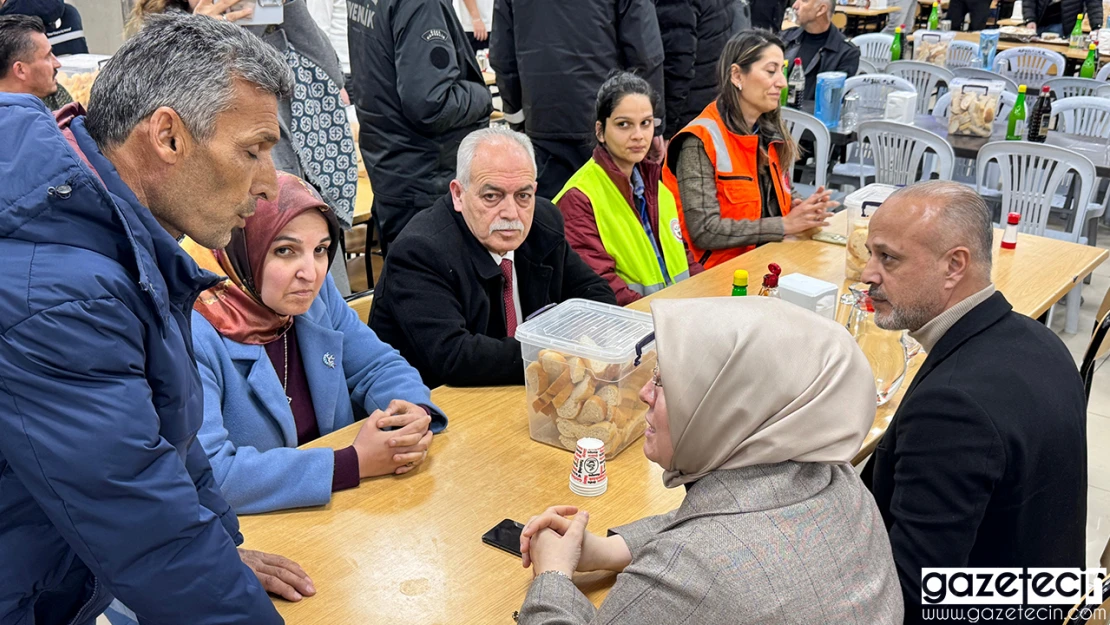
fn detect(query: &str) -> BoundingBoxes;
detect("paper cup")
[570,438,607,496]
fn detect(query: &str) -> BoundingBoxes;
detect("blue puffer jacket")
[0,95,281,623]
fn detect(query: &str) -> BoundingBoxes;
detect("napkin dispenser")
[778,273,839,319]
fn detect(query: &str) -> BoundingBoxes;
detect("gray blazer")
[519,462,904,625]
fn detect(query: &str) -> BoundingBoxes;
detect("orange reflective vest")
[662,101,792,269]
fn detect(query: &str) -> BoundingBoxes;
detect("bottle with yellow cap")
[927,1,939,30]
[732,270,748,296]
[1081,43,1098,78]
[1070,14,1086,49]
[1006,85,1027,141]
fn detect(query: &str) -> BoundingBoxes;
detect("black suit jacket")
[863,292,1087,624]
[369,194,616,388]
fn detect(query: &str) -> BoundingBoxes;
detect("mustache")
[489,219,524,235]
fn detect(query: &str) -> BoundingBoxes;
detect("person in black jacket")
[348,0,492,250]
[370,127,616,388]
[1024,0,1102,36]
[781,0,860,102]
[490,0,664,199]
[654,0,731,137]
[860,182,1087,625]
[750,0,786,30]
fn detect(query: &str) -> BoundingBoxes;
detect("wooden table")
[952,30,1105,63]
[630,210,1105,457]
[240,211,1105,623]
[837,4,903,33]
[239,385,685,623]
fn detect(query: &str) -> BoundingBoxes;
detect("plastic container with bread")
[517,299,656,458]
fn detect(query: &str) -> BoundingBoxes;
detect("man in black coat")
[654,0,731,137]
[369,127,616,388]
[1023,0,1102,38]
[781,0,860,102]
[490,0,664,199]
[348,0,492,249]
[860,182,1087,625]
[750,0,787,30]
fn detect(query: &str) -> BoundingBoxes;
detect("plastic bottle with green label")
[1080,43,1098,78]
[1006,85,1027,141]
[1070,14,1086,49]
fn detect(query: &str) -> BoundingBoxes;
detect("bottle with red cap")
[759,263,782,298]
[1001,213,1021,249]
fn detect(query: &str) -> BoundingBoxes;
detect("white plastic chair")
[1052,96,1110,138]
[1050,97,1110,250]
[781,108,831,196]
[857,58,878,75]
[887,60,954,115]
[977,141,1096,333]
[992,46,1066,90]
[1097,84,1110,98]
[1043,77,1105,99]
[851,33,894,71]
[952,67,1019,93]
[945,40,982,69]
[932,91,953,122]
[842,74,917,110]
[856,120,955,187]
[1096,63,1110,82]
[830,75,918,183]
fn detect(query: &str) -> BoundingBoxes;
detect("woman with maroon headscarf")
[185,172,446,515]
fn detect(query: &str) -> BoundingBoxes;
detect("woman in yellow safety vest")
[555,71,703,306]
[663,30,838,270]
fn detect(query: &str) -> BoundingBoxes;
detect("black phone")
[482,518,524,558]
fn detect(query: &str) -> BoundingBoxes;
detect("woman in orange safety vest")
[664,30,838,269]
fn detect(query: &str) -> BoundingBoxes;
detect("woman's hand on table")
[783,186,836,236]
[526,510,590,578]
[352,402,432,478]
[192,0,254,22]
[521,506,632,574]
[238,548,315,602]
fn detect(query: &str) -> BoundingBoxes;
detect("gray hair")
[891,180,994,273]
[86,13,293,149]
[456,126,536,188]
[816,0,836,16]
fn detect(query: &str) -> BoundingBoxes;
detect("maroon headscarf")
[186,173,342,344]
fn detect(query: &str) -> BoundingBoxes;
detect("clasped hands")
[353,399,434,478]
[519,506,632,579]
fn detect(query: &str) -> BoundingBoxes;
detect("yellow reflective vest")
[556,159,690,296]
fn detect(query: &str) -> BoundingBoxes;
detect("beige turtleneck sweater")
[908,284,997,354]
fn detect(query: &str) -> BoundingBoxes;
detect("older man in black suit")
[370,127,616,388]
[860,181,1087,624]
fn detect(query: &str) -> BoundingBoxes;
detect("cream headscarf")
[650,297,876,488]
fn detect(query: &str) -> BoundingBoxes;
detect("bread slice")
[576,396,608,425]
[568,357,588,383]
[539,350,568,379]
[558,435,580,451]
[532,369,571,414]
[525,361,550,395]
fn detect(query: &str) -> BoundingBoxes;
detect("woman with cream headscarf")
[515,297,903,625]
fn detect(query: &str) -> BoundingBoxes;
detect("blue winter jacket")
[192,275,447,514]
[0,95,281,623]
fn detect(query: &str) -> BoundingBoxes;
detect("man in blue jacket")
[0,14,313,625]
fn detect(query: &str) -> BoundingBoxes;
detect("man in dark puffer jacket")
[1023,0,1102,37]
[654,0,731,138]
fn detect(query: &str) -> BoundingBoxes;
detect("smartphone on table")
[482,518,524,558]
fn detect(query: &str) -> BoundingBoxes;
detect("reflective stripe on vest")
[663,100,793,270]
[555,159,690,295]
